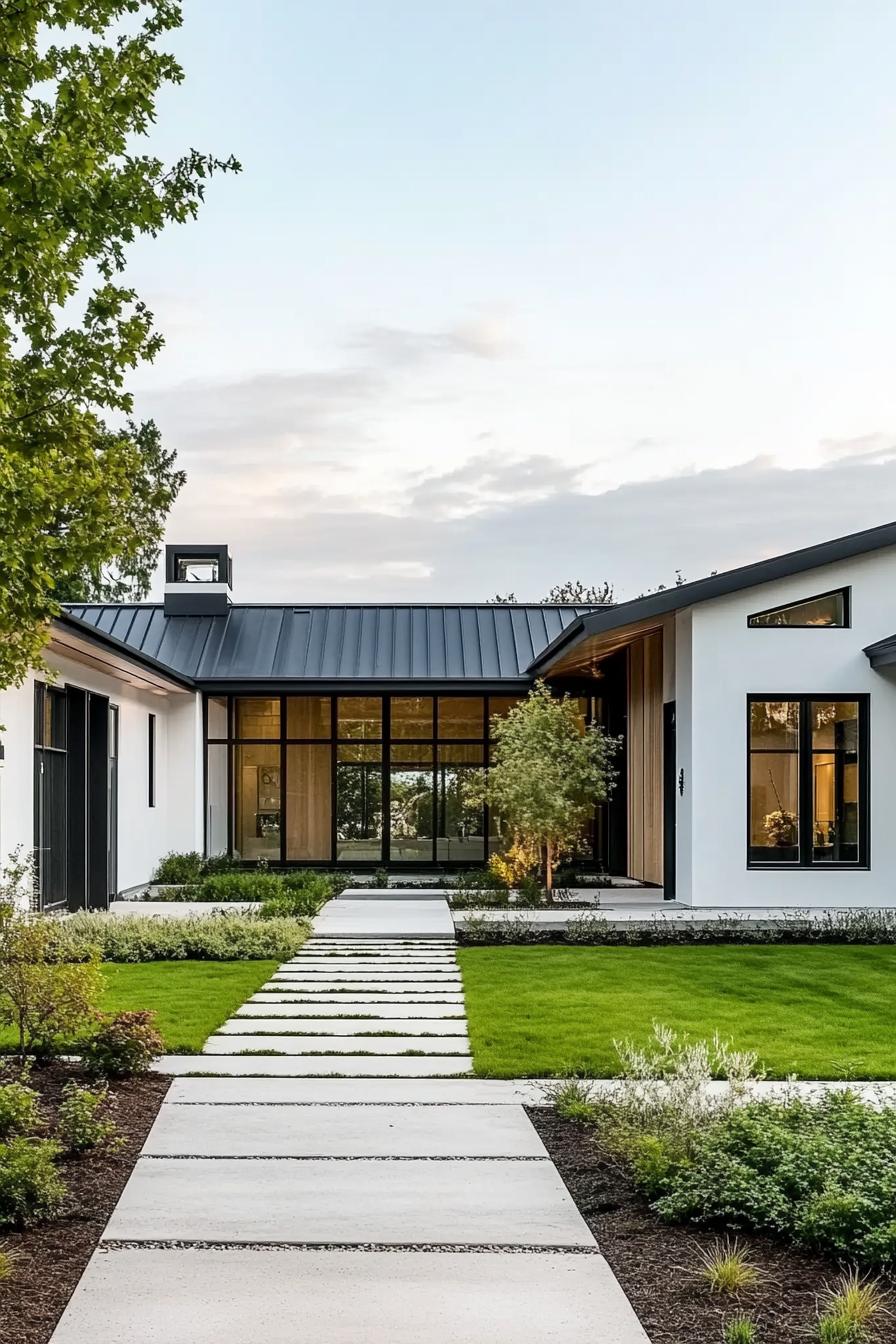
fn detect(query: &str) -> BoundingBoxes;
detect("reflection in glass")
[335,763,382,861]
[286,696,331,739]
[338,742,381,762]
[206,744,228,856]
[234,744,281,860]
[436,766,485,861]
[438,697,484,739]
[812,700,860,862]
[811,701,858,751]
[391,743,434,764]
[749,700,800,751]
[389,769,434,862]
[235,698,280,739]
[749,591,846,627]
[390,697,433,739]
[207,696,228,740]
[286,745,332,860]
[438,743,484,764]
[488,696,522,734]
[749,751,799,862]
[337,696,382,740]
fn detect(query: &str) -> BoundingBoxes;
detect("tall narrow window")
[147,713,156,808]
[748,696,866,867]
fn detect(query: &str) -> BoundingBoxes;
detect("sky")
[123,0,896,602]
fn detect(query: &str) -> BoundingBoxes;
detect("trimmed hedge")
[57,913,309,963]
[456,909,896,946]
[153,868,342,913]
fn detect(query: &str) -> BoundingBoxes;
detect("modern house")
[2,522,896,912]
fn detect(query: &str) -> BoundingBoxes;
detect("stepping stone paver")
[202,1033,472,1055]
[218,1017,469,1035]
[237,1000,464,1018]
[49,1248,650,1344]
[153,1055,474,1076]
[103,1157,593,1246]
[163,1076,554,1103]
[143,1103,546,1157]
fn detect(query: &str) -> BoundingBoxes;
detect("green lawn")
[457,945,896,1079]
[0,960,280,1055]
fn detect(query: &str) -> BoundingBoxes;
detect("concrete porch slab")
[202,1034,472,1056]
[142,1103,544,1158]
[103,1158,594,1247]
[48,1249,649,1344]
[216,1018,469,1036]
[312,899,455,941]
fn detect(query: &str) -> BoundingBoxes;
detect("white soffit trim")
[47,627,189,697]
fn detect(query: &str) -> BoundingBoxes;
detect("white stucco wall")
[0,655,202,900]
[677,547,896,907]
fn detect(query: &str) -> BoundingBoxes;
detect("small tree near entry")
[482,681,620,893]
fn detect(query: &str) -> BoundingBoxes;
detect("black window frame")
[747,586,851,629]
[147,712,156,808]
[746,693,869,870]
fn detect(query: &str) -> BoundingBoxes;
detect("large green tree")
[0,1,239,687]
[482,680,620,891]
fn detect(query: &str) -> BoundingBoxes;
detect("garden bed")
[0,1063,169,1344]
[528,1106,875,1344]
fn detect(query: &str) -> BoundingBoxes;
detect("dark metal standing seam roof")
[62,604,601,684]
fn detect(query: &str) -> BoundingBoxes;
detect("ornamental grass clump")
[723,1318,758,1344]
[814,1271,891,1343]
[696,1239,761,1295]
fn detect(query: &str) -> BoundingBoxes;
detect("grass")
[0,960,280,1055]
[456,945,896,1078]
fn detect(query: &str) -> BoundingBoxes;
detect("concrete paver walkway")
[50,899,649,1344]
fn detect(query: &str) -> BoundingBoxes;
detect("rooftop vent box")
[164,544,232,616]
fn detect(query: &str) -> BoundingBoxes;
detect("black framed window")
[748,588,849,628]
[147,713,156,808]
[748,695,868,867]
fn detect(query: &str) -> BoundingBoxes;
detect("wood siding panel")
[627,631,664,884]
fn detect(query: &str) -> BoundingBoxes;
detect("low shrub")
[184,871,284,903]
[0,907,104,1059]
[83,1010,164,1077]
[57,1083,120,1153]
[151,851,205,884]
[650,1091,896,1268]
[0,1137,65,1228]
[261,871,340,919]
[58,912,308,963]
[0,1082,40,1139]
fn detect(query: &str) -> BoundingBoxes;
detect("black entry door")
[663,701,676,899]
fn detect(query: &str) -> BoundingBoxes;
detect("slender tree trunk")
[545,840,554,900]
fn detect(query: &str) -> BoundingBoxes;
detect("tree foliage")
[481,681,620,890]
[0,1,239,688]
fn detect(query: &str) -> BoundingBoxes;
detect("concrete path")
[50,908,650,1343]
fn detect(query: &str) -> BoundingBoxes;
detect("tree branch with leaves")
[0,0,240,688]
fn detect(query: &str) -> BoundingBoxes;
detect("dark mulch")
[0,1062,169,1344]
[527,1106,883,1344]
